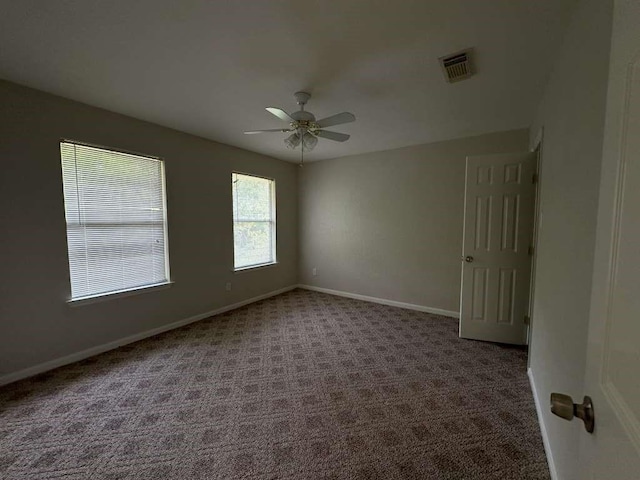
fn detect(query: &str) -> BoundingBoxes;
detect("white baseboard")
[0,285,297,387]
[298,284,459,318]
[528,368,558,480]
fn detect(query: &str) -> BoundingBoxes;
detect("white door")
[577,1,640,477]
[460,152,536,344]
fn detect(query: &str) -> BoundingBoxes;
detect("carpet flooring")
[0,289,550,479]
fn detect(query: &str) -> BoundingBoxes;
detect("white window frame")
[232,172,277,271]
[60,140,171,305]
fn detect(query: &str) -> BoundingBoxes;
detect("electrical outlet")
[312,267,317,276]
[225,282,232,291]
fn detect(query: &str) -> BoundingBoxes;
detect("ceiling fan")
[244,91,355,162]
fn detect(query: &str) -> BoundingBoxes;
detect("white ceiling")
[0,0,577,162]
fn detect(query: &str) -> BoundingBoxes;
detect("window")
[232,173,276,270]
[60,141,170,301]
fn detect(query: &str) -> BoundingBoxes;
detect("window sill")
[67,281,174,307]
[234,262,278,273]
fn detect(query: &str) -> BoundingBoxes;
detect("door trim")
[527,129,545,358]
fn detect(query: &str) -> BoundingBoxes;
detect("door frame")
[527,127,545,365]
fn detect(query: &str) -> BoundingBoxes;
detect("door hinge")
[532,173,539,184]
[528,245,534,256]
[524,315,530,325]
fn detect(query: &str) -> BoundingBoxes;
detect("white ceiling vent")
[439,49,474,83]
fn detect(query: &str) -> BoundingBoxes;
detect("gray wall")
[0,80,298,379]
[298,129,529,314]
[527,0,612,477]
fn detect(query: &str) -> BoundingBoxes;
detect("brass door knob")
[550,393,595,433]
[465,256,474,263]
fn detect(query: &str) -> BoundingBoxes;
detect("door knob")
[464,256,474,263]
[550,393,595,433]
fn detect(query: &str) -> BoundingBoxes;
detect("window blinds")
[60,141,169,300]
[232,173,276,269]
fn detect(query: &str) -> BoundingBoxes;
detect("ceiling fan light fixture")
[302,132,318,152]
[284,132,301,149]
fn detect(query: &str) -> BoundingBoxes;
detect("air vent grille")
[439,49,474,83]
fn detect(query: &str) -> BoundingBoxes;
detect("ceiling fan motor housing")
[292,92,316,124]
[291,110,316,123]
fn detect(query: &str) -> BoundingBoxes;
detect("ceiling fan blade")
[266,107,294,123]
[244,129,291,134]
[315,130,351,142]
[316,112,355,128]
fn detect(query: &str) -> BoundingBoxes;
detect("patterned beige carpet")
[0,289,549,479]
